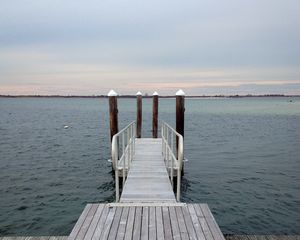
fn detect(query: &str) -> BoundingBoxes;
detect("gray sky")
[1,0,300,95]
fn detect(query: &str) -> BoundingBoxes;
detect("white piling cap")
[107,89,118,96]
[153,91,159,96]
[136,91,142,96]
[176,89,185,96]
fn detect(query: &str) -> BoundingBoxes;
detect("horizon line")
[1,94,299,98]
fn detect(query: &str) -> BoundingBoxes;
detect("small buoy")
[64,125,69,129]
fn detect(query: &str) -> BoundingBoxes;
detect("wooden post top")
[176,89,185,96]
[107,89,118,97]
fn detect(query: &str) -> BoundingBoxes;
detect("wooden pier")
[68,91,226,239]
[68,203,224,240]
[3,235,300,240]
[67,119,226,239]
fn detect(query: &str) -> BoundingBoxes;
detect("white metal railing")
[161,121,184,202]
[111,121,136,202]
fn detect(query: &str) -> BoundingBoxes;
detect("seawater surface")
[0,97,299,235]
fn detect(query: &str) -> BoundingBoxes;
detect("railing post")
[112,136,119,202]
[122,133,125,186]
[131,125,134,164]
[136,91,142,138]
[152,91,159,138]
[108,90,119,142]
[177,136,183,202]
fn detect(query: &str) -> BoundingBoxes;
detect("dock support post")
[176,89,185,174]
[108,90,118,142]
[136,91,142,138]
[176,89,185,139]
[152,92,159,138]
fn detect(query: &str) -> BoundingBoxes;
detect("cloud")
[1,49,299,95]
[0,0,300,94]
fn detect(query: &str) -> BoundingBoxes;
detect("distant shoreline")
[0,94,299,98]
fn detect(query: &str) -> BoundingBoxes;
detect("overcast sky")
[1,0,300,95]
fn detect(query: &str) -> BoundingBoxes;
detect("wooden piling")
[176,89,185,174]
[152,92,159,138]
[136,91,142,138]
[176,89,185,139]
[108,90,118,142]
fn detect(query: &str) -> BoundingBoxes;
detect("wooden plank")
[267,236,287,240]
[253,235,267,240]
[68,204,92,240]
[84,204,105,240]
[3,238,26,240]
[156,207,165,240]
[162,206,172,240]
[247,236,259,240]
[228,236,250,240]
[76,204,98,240]
[169,206,181,240]
[91,205,110,240]
[124,206,136,240]
[49,237,60,240]
[99,206,116,239]
[133,207,142,240]
[116,207,129,240]
[108,207,123,240]
[24,238,49,240]
[149,207,156,240]
[182,205,197,240]
[193,204,214,240]
[200,204,225,240]
[187,204,205,240]
[286,236,300,240]
[6,238,26,240]
[141,206,149,240]
[175,206,189,240]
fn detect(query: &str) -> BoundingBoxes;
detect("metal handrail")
[161,121,184,202]
[111,121,136,202]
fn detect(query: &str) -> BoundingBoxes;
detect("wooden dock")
[61,116,230,240]
[68,203,224,240]
[66,126,226,239]
[3,235,300,240]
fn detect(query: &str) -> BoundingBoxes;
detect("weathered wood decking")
[120,138,176,203]
[0,237,68,240]
[68,203,224,240]
[2,235,300,240]
[67,137,226,239]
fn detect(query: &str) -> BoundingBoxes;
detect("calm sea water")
[0,97,299,235]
